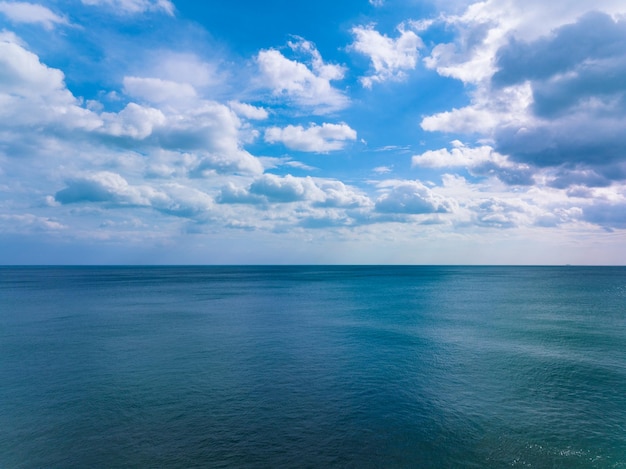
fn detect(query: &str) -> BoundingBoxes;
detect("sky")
[1,0,626,264]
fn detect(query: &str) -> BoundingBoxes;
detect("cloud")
[412,141,535,185]
[488,12,626,172]
[350,24,423,87]
[99,101,263,175]
[264,122,357,152]
[0,2,68,29]
[582,201,626,229]
[218,174,371,208]
[0,33,263,182]
[0,31,101,131]
[228,101,268,120]
[421,3,626,197]
[55,172,156,205]
[100,103,166,139]
[141,52,222,89]
[470,198,532,229]
[54,172,213,218]
[0,214,65,232]
[373,166,392,174]
[256,38,348,113]
[80,0,174,15]
[375,180,455,214]
[123,76,197,103]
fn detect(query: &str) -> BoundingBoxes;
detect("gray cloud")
[583,201,626,229]
[492,12,626,173]
[493,12,626,87]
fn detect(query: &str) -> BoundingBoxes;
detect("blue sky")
[1,0,626,264]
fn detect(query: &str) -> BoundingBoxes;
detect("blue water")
[1,266,625,468]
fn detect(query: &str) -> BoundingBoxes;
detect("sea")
[0,266,625,468]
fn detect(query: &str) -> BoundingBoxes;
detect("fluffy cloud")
[412,141,535,185]
[55,172,159,205]
[218,174,371,208]
[375,180,455,214]
[490,12,626,172]
[0,33,263,182]
[101,96,263,175]
[350,24,423,87]
[80,0,174,15]
[0,32,101,132]
[228,101,268,120]
[256,38,348,113]
[264,123,357,152]
[100,103,166,139]
[54,172,213,218]
[123,76,197,103]
[0,2,68,29]
[470,198,536,229]
[421,2,626,194]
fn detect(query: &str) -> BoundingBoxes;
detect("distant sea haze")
[1,266,625,468]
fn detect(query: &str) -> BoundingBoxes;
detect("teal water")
[0,266,625,468]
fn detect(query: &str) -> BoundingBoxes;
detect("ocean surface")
[0,266,625,468]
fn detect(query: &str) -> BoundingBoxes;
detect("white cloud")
[218,174,371,209]
[228,101,268,120]
[373,166,393,174]
[123,76,197,103]
[0,2,68,29]
[420,0,626,202]
[375,180,455,214]
[0,213,66,232]
[264,123,357,152]
[420,81,534,134]
[0,32,101,131]
[350,24,423,87]
[100,103,166,139]
[144,52,221,89]
[80,0,174,15]
[256,38,348,113]
[54,171,213,218]
[369,0,384,6]
[0,33,263,184]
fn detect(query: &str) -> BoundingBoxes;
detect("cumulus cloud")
[489,12,626,172]
[0,33,263,182]
[99,100,263,175]
[470,198,533,229]
[412,141,535,185]
[80,0,174,15]
[350,23,423,87]
[55,171,157,205]
[54,172,213,218]
[218,174,371,208]
[0,32,101,132]
[264,122,357,152]
[0,2,68,29]
[256,38,348,113]
[100,103,166,139]
[228,101,268,120]
[421,1,626,206]
[375,180,455,214]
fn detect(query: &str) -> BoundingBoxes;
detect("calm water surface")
[1,266,625,468]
